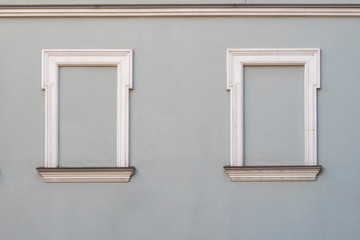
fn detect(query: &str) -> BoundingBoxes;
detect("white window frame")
[38,49,134,182]
[225,48,322,181]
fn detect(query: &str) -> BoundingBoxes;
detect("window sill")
[37,167,135,183]
[224,165,322,182]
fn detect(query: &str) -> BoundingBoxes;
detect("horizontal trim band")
[2,4,360,9]
[224,165,322,182]
[0,3,360,9]
[37,167,135,183]
[224,165,322,170]
[36,167,136,172]
[1,7,360,17]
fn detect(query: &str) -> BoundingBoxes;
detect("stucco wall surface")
[0,16,360,240]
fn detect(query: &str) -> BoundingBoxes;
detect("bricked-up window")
[224,49,322,182]
[37,49,135,183]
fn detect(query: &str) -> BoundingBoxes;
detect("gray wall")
[0,16,360,240]
[59,67,117,167]
[244,66,304,166]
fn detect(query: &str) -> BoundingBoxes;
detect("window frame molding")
[39,49,134,182]
[225,48,321,181]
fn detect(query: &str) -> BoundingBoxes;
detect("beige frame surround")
[224,48,322,182]
[38,49,135,183]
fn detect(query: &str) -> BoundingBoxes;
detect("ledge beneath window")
[37,167,135,183]
[224,165,322,182]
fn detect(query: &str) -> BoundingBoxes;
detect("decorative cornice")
[1,5,360,17]
[37,167,135,183]
[224,165,322,182]
[2,4,360,8]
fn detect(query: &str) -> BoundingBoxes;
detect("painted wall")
[0,16,360,240]
[244,66,304,166]
[59,67,117,167]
